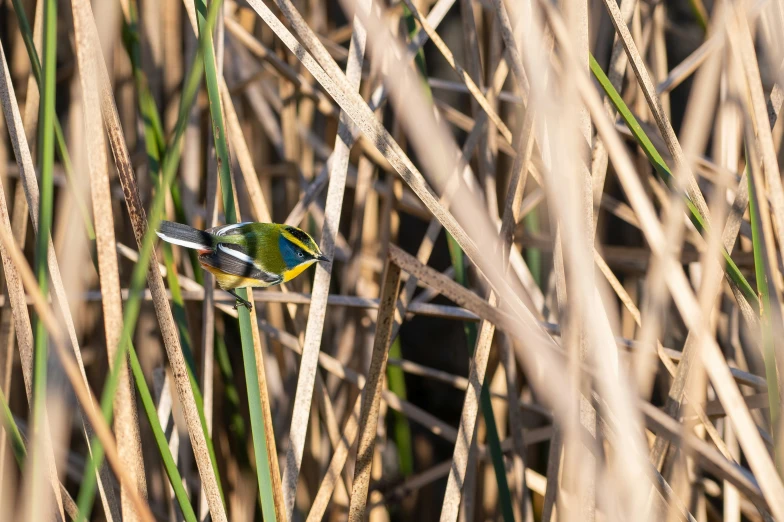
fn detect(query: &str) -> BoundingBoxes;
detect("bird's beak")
[316,253,330,262]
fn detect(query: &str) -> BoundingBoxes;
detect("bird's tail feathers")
[157,221,213,250]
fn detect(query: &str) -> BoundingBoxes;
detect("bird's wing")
[209,222,253,237]
[200,244,282,284]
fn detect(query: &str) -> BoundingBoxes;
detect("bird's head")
[278,225,329,270]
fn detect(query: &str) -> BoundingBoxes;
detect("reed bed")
[0,0,783,520]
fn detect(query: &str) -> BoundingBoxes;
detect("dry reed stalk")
[4,0,784,519]
[0,53,64,522]
[494,3,568,521]
[458,0,496,220]
[596,89,774,519]
[569,24,784,522]
[282,3,369,515]
[644,6,733,469]
[273,321,459,442]
[306,392,362,521]
[253,3,588,460]
[0,97,9,504]
[498,334,532,522]
[71,1,227,519]
[646,11,784,478]
[599,0,710,221]
[595,247,747,468]
[347,261,401,521]
[548,4,631,521]
[20,0,43,149]
[399,0,511,144]
[0,33,120,522]
[249,0,514,302]
[221,30,304,522]
[520,3,782,517]
[439,83,534,520]
[728,2,784,410]
[71,2,148,519]
[387,241,739,515]
[0,180,157,520]
[228,0,456,234]
[197,7,222,519]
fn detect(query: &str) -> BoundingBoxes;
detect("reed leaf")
[128,346,198,522]
[30,1,56,519]
[747,156,783,473]
[195,0,279,518]
[0,387,25,467]
[589,54,757,306]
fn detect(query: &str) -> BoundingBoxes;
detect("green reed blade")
[29,2,56,521]
[195,0,278,518]
[747,162,783,474]
[589,54,757,306]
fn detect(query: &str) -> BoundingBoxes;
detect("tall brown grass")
[0,0,783,520]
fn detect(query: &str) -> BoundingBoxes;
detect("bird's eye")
[297,251,304,258]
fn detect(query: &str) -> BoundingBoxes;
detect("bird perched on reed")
[157,221,329,309]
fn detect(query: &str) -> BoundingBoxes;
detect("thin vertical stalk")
[71,1,148,517]
[9,0,95,241]
[68,0,228,519]
[445,233,514,522]
[748,157,783,472]
[282,1,369,517]
[127,347,198,522]
[347,261,401,521]
[195,0,280,518]
[123,0,197,363]
[6,4,120,518]
[30,0,56,519]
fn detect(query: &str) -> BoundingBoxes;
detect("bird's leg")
[227,289,252,310]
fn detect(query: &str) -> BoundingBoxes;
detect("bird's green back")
[215,223,288,274]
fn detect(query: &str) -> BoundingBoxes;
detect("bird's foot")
[233,298,252,311]
[228,290,253,311]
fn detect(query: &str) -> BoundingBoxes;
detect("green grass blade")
[128,345,198,522]
[75,339,120,522]
[214,332,249,464]
[747,165,782,471]
[122,4,232,488]
[121,0,197,350]
[122,8,204,285]
[687,0,709,33]
[15,0,221,512]
[386,338,414,477]
[76,336,201,521]
[30,3,56,521]
[195,0,278,518]
[0,388,26,467]
[589,54,757,306]
[524,211,542,287]
[378,4,420,483]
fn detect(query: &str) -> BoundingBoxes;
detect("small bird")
[156,221,329,310]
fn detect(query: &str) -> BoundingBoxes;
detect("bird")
[156,220,329,310]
